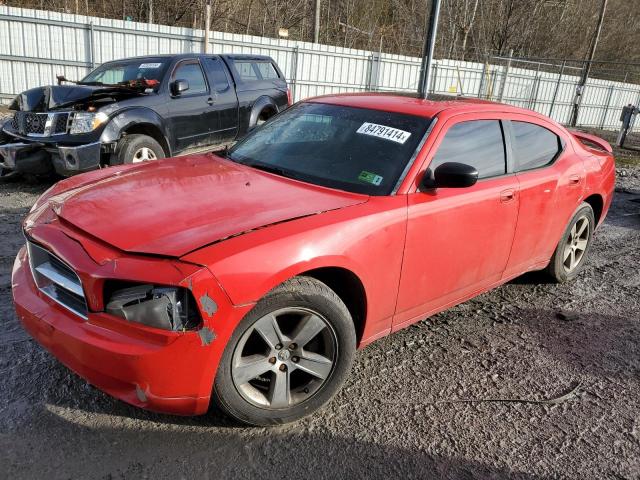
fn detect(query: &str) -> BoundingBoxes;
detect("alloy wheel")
[563,215,590,272]
[231,307,338,410]
[132,147,157,163]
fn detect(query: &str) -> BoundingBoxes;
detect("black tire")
[251,107,276,130]
[546,202,595,283]
[213,276,356,426]
[111,134,165,166]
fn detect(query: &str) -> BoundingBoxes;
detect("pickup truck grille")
[11,112,70,136]
[27,241,88,319]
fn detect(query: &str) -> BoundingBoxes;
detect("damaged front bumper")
[0,140,104,176]
[12,217,253,415]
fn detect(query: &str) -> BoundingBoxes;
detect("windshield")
[82,58,169,87]
[227,102,431,195]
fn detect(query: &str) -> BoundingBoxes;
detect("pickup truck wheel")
[112,134,165,166]
[546,202,595,283]
[213,276,356,426]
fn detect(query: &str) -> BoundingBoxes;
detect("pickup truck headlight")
[69,112,108,134]
[105,282,202,331]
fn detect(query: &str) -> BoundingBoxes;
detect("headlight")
[69,111,108,134]
[105,282,202,331]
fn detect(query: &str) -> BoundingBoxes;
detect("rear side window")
[512,121,561,171]
[204,57,231,93]
[234,61,259,81]
[430,120,506,179]
[255,62,279,79]
[173,62,208,94]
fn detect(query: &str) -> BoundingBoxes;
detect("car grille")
[11,112,70,136]
[27,241,88,319]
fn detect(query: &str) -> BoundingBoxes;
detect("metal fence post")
[599,84,615,129]
[429,61,438,94]
[477,58,488,98]
[88,22,95,69]
[498,51,513,102]
[289,46,299,102]
[528,75,540,110]
[367,52,381,92]
[548,60,565,118]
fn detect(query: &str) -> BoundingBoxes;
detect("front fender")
[182,196,409,343]
[100,107,171,154]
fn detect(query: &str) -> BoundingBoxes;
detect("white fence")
[1,6,639,131]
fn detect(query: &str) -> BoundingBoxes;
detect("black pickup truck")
[0,54,289,176]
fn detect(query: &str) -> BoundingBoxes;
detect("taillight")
[287,87,293,106]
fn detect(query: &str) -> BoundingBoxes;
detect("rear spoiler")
[569,130,613,154]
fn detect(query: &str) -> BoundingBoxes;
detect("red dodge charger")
[12,94,615,425]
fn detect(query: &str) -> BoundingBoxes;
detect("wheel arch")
[583,193,604,226]
[299,266,368,346]
[120,123,171,157]
[248,96,279,129]
[100,108,172,157]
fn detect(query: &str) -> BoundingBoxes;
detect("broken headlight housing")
[69,111,108,134]
[105,282,202,331]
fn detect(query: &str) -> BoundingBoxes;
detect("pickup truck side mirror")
[419,162,479,190]
[171,79,190,96]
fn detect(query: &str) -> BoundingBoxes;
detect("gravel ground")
[0,164,639,480]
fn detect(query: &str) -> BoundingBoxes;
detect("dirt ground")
[0,146,640,479]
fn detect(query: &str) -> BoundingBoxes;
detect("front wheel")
[111,134,165,166]
[546,202,595,283]
[213,276,356,426]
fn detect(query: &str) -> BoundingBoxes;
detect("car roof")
[307,92,544,119]
[103,53,274,62]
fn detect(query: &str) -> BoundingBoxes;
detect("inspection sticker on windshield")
[139,63,162,69]
[356,122,411,144]
[358,170,384,186]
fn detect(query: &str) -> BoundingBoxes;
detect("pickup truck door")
[167,59,216,152]
[203,56,239,144]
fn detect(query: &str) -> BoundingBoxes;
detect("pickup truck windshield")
[227,102,431,195]
[82,58,169,86]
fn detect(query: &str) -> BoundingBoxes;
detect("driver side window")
[430,120,507,179]
[172,62,208,95]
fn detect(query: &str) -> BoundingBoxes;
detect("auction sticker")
[356,122,411,144]
[358,170,384,186]
[140,63,162,69]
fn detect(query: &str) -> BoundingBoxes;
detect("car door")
[167,59,216,152]
[202,56,239,144]
[393,116,520,329]
[502,117,586,277]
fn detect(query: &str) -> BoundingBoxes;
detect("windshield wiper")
[244,161,297,180]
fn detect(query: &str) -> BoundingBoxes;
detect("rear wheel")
[213,276,356,426]
[111,134,165,166]
[546,202,595,283]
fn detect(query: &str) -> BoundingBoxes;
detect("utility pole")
[570,0,608,127]
[314,0,321,43]
[203,1,211,53]
[418,0,442,99]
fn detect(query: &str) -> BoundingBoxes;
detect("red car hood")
[50,154,367,257]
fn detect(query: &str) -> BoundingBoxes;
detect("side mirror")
[420,162,479,190]
[171,79,190,96]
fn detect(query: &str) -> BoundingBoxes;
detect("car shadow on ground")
[4,405,543,479]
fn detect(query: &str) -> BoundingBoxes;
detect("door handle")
[500,188,515,203]
[569,174,581,185]
[207,97,214,106]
